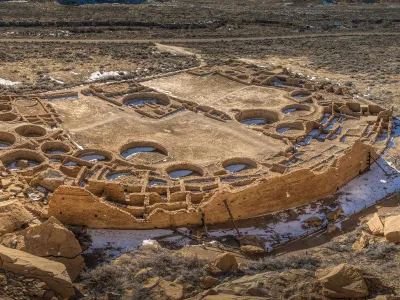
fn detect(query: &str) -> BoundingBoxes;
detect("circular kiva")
[0,112,19,122]
[41,141,72,156]
[276,122,305,135]
[122,92,170,107]
[282,104,313,116]
[15,98,39,108]
[0,149,46,171]
[0,131,16,148]
[166,163,204,179]
[74,149,114,162]
[0,104,12,113]
[235,109,280,126]
[119,140,168,163]
[221,157,258,174]
[15,124,47,138]
[290,89,312,99]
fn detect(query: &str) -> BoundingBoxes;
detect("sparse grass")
[244,254,321,275]
[81,247,207,298]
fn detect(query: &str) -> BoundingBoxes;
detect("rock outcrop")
[316,263,369,298]
[384,216,400,243]
[0,245,75,298]
[367,213,385,236]
[0,200,33,236]
[0,216,85,280]
[204,269,323,299]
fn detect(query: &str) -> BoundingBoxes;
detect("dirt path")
[1,31,399,44]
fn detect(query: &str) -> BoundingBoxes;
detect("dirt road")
[1,31,399,44]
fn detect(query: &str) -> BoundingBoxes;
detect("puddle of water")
[221,177,242,183]
[293,94,310,99]
[45,149,67,155]
[298,129,320,146]
[283,108,298,114]
[64,161,78,167]
[124,99,157,107]
[168,170,199,179]
[7,160,39,170]
[340,136,347,143]
[317,133,328,141]
[241,118,268,126]
[0,142,11,148]
[161,108,186,118]
[328,134,337,140]
[148,180,167,186]
[277,127,292,134]
[320,117,329,125]
[200,72,215,77]
[107,172,131,181]
[121,147,157,160]
[336,126,343,135]
[224,164,248,173]
[273,81,283,87]
[78,153,107,162]
[44,95,78,101]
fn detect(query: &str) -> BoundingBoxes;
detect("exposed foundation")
[0,62,393,229]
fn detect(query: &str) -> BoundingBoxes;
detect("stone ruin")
[0,62,393,230]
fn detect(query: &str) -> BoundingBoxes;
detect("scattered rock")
[304,216,323,227]
[316,263,369,299]
[352,231,373,252]
[240,245,265,255]
[200,276,219,289]
[327,224,338,234]
[213,253,238,273]
[204,263,223,277]
[326,205,343,222]
[367,213,385,235]
[384,215,400,243]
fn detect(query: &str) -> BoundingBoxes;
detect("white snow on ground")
[88,71,127,82]
[0,78,21,86]
[207,118,400,250]
[85,229,173,257]
[49,76,64,85]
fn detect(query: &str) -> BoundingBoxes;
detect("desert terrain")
[0,0,399,299]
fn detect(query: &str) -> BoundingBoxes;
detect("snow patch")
[0,78,21,86]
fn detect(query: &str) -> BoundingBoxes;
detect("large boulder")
[316,263,369,298]
[367,213,384,236]
[214,252,238,273]
[0,245,75,298]
[0,216,85,280]
[0,200,33,236]
[384,216,400,243]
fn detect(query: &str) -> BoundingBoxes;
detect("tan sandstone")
[0,245,75,298]
[367,213,385,235]
[316,263,369,299]
[384,215,400,243]
[0,200,33,236]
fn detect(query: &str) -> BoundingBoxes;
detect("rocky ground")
[79,212,400,299]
